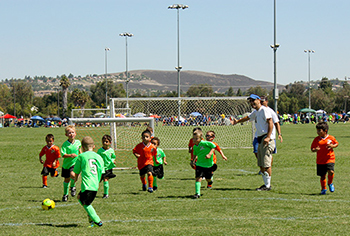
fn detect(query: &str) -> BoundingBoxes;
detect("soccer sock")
[42,176,48,186]
[153,177,158,187]
[195,181,201,195]
[140,176,147,185]
[103,181,109,195]
[265,176,271,188]
[320,178,327,190]
[70,178,75,188]
[328,173,334,185]
[83,205,101,224]
[63,181,69,195]
[148,175,154,188]
[262,175,267,186]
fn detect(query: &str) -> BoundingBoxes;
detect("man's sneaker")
[193,194,200,199]
[329,183,335,192]
[142,184,147,191]
[148,187,153,193]
[153,186,158,191]
[70,187,76,197]
[88,221,103,228]
[321,189,327,195]
[62,195,68,202]
[102,194,109,199]
[256,185,271,191]
[42,185,47,188]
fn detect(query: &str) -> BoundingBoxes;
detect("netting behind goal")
[69,117,154,169]
[110,97,253,149]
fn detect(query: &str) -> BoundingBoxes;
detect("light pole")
[105,47,110,108]
[270,0,279,113]
[304,49,315,109]
[57,88,60,117]
[119,32,133,108]
[168,4,188,124]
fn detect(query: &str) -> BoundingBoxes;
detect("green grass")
[1,123,350,235]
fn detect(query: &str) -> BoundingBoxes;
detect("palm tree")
[72,89,90,117]
[59,75,70,117]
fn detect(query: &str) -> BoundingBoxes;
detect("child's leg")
[103,179,109,195]
[327,170,334,185]
[70,171,76,188]
[320,175,327,190]
[42,175,48,186]
[147,172,154,188]
[63,177,70,195]
[195,177,202,195]
[153,176,158,188]
[140,175,147,185]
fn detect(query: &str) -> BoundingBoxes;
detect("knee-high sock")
[70,178,75,187]
[83,204,101,224]
[153,177,158,187]
[148,175,154,188]
[42,176,48,186]
[195,181,201,195]
[140,176,147,185]
[63,181,69,195]
[320,178,327,190]
[328,173,334,185]
[103,181,109,195]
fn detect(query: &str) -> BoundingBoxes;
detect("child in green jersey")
[192,129,216,199]
[151,137,167,191]
[61,125,82,202]
[74,136,104,228]
[97,134,116,199]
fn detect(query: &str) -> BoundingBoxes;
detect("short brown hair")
[316,122,328,132]
[151,137,160,146]
[46,134,54,140]
[102,134,112,143]
[82,136,94,149]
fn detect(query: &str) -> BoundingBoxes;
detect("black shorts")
[139,165,153,176]
[153,165,164,179]
[41,167,57,177]
[78,190,97,206]
[195,166,213,180]
[61,166,74,178]
[102,169,116,180]
[317,163,335,176]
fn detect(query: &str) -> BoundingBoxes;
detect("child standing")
[311,122,339,195]
[61,125,82,202]
[151,137,167,191]
[192,129,216,199]
[39,134,61,188]
[188,127,202,169]
[73,136,104,227]
[205,130,227,188]
[133,130,157,193]
[97,134,117,199]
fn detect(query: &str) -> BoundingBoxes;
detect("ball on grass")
[42,198,55,210]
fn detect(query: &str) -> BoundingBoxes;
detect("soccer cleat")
[102,194,109,199]
[142,184,147,191]
[329,183,335,192]
[42,185,47,188]
[148,187,154,193]
[153,186,158,191]
[62,195,68,202]
[321,189,327,195]
[193,194,200,199]
[55,171,59,177]
[207,181,213,189]
[256,185,271,191]
[88,221,103,228]
[70,187,76,197]
[207,185,212,189]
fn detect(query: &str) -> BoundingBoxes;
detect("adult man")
[233,94,275,191]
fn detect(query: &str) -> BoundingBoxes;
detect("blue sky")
[0,0,349,85]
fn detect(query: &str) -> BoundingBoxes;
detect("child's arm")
[206,148,216,159]
[190,156,197,168]
[62,153,78,158]
[52,160,57,167]
[163,156,167,165]
[327,143,338,150]
[218,150,227,161]
[311,146,320,152]
[39,155,44,164]
[133,153,140,158]
[74,173,80,183]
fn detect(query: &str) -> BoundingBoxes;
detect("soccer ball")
[42,198,55,210]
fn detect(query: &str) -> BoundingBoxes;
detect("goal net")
[69,117,154,169]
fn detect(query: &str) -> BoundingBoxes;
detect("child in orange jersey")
[189,127,202,169]
[311,122,338,195]
[133,130,157,193]
[39,134,61,188]
[205,130,227,188]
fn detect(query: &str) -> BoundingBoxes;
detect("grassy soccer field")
[0,123,350,235]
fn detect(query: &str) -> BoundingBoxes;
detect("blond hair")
[82,136,94,150]
[65,125,76,134]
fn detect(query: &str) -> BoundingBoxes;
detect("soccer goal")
[69,117,154,169]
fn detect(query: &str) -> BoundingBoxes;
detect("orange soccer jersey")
[133,142,157,170]
[188,138,195,160]
[40,145,61,168]
[311,134,338,164]
[212,141,222,164]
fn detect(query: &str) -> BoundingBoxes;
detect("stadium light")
[105,47,111,108]
[271,0,279,113]
[120,32,133,108]
[304,49,315,109]
[168,4,188,124]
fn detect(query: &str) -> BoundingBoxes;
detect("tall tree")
[60,75,70,117]
[187,84,214,97]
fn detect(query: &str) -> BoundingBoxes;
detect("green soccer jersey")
[61,139,81,169]
[193,140,216,168]
[97,147,116,171]
[153,148,166,167]
[73,151,104,192]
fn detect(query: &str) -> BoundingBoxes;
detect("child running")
[97,134,116,199]
[39,134,61,188]
[205,130,227,188]
[151,137,167,191]
[192,129,216,199]
[133,130,157,193]
[61,125,82,202]
[188,127,202,169]
[311,122,338,195]
[74,136,104,227]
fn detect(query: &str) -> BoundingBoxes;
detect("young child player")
[188,127,202,169]
[311,122,339,195]
[133,129,157,193]
[192,129,216,199]
[39,134,61,188]
[97,134,116,199]
[61,125,82,202]
[151,137,167,191]
[74,136,104,227]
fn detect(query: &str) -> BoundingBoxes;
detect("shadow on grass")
[19,186,43,189]
[157,195,196,199]
[212,187,256,191]
[36,223,79,228]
